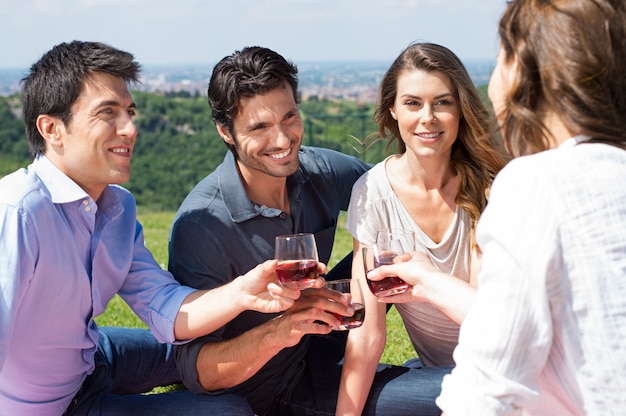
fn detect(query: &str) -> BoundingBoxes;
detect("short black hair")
[21,40,141,157]
[207,46,298,154]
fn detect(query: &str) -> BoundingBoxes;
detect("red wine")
[366,277,408,297]
[276,259,318,289]
[367,253,408,297]
[333,303,365,330]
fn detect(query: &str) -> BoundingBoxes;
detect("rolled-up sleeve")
[117,211,195,344]
[175,335,216,394]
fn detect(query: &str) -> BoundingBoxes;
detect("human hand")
[366,251,438,304]
[272,285,354,347]
[238,259,328,313]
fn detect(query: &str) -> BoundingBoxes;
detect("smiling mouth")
[269,147,292,160]
[417,132,442,139]
[109,147,132,158]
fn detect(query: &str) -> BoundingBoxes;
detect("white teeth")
[270,149,291,159]
[419,133,440,139]
[111,148,129,153]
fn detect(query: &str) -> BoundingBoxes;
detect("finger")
[297,319,335,334]
[322,286,352,305]
[269,297,296,310]
[316,296,355,319]
[262,258,279,270]
[283,307,341,332]
[267,282,301,301]
[254,258,278,279]
[376,291,414,304]
[292,295,354,324]
[366,267,390,282]
[309,276,326,289]
[301,286,350,306]
[302,309,344,330]
[395,253,413,263]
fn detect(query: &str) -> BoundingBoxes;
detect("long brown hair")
[373,42,508,242]
[497,0,626,156]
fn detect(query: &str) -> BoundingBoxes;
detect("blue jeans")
[268,334,452,416]
[66,327,253,416]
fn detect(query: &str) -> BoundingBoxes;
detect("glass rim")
[275,232,314,240]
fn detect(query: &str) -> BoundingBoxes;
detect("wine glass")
[376,228,416,250]
[325,278,365,330]
[362,229,416,297]
[275,233,319,289]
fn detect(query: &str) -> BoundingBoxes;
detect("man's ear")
[216,123,235,145]
[36,114,64,148]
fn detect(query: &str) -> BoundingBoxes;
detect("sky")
[0,0,507,70]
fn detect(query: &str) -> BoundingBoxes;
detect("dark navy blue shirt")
[169,146,369,412]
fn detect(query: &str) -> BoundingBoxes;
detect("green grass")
[96,210,416,366]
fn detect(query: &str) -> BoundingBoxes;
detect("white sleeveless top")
[346,157,472,366]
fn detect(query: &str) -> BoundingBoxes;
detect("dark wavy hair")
[207,46,299,155]
[497,0,626,156]
[373,42,508,243]
[21,40,141,157]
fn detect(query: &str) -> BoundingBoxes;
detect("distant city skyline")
[0,59,495,99]
[1,0,507,69]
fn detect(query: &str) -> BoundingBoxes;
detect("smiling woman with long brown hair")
[336,42,507,416]
[368,1,626,414]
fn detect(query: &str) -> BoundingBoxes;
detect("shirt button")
[85,206,92,212]
[83,199,89,205]
[279,213,286,218]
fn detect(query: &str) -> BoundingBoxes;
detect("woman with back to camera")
[336,42,508,415]
[370,1,626,414]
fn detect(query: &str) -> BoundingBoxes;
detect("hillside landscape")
[0,61,492,210]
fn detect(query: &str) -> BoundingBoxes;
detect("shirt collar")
[559,135,591,148]
[218,152,258,222]
[217,150,306,223]
[32,155,90,204]
[31,155,122,219]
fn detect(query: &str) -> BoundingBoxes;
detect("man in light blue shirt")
[0,40,331,416]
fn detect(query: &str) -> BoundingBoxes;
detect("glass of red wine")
[275,233,319,289]
[362,229,415,297]
[325,278,365,330]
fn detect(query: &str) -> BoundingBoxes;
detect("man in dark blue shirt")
[169,46,376,415]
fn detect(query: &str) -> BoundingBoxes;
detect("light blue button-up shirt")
[0,155,194,415]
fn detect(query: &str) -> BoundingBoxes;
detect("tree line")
[0,92,392,210]
[0,86,490,210]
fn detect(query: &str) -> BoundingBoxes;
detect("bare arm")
[195,317,289,389]
[336,239,388,415]
[173,260,320,340]
[196,285,353,390]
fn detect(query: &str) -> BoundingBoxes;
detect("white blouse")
[437,137,626,415]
